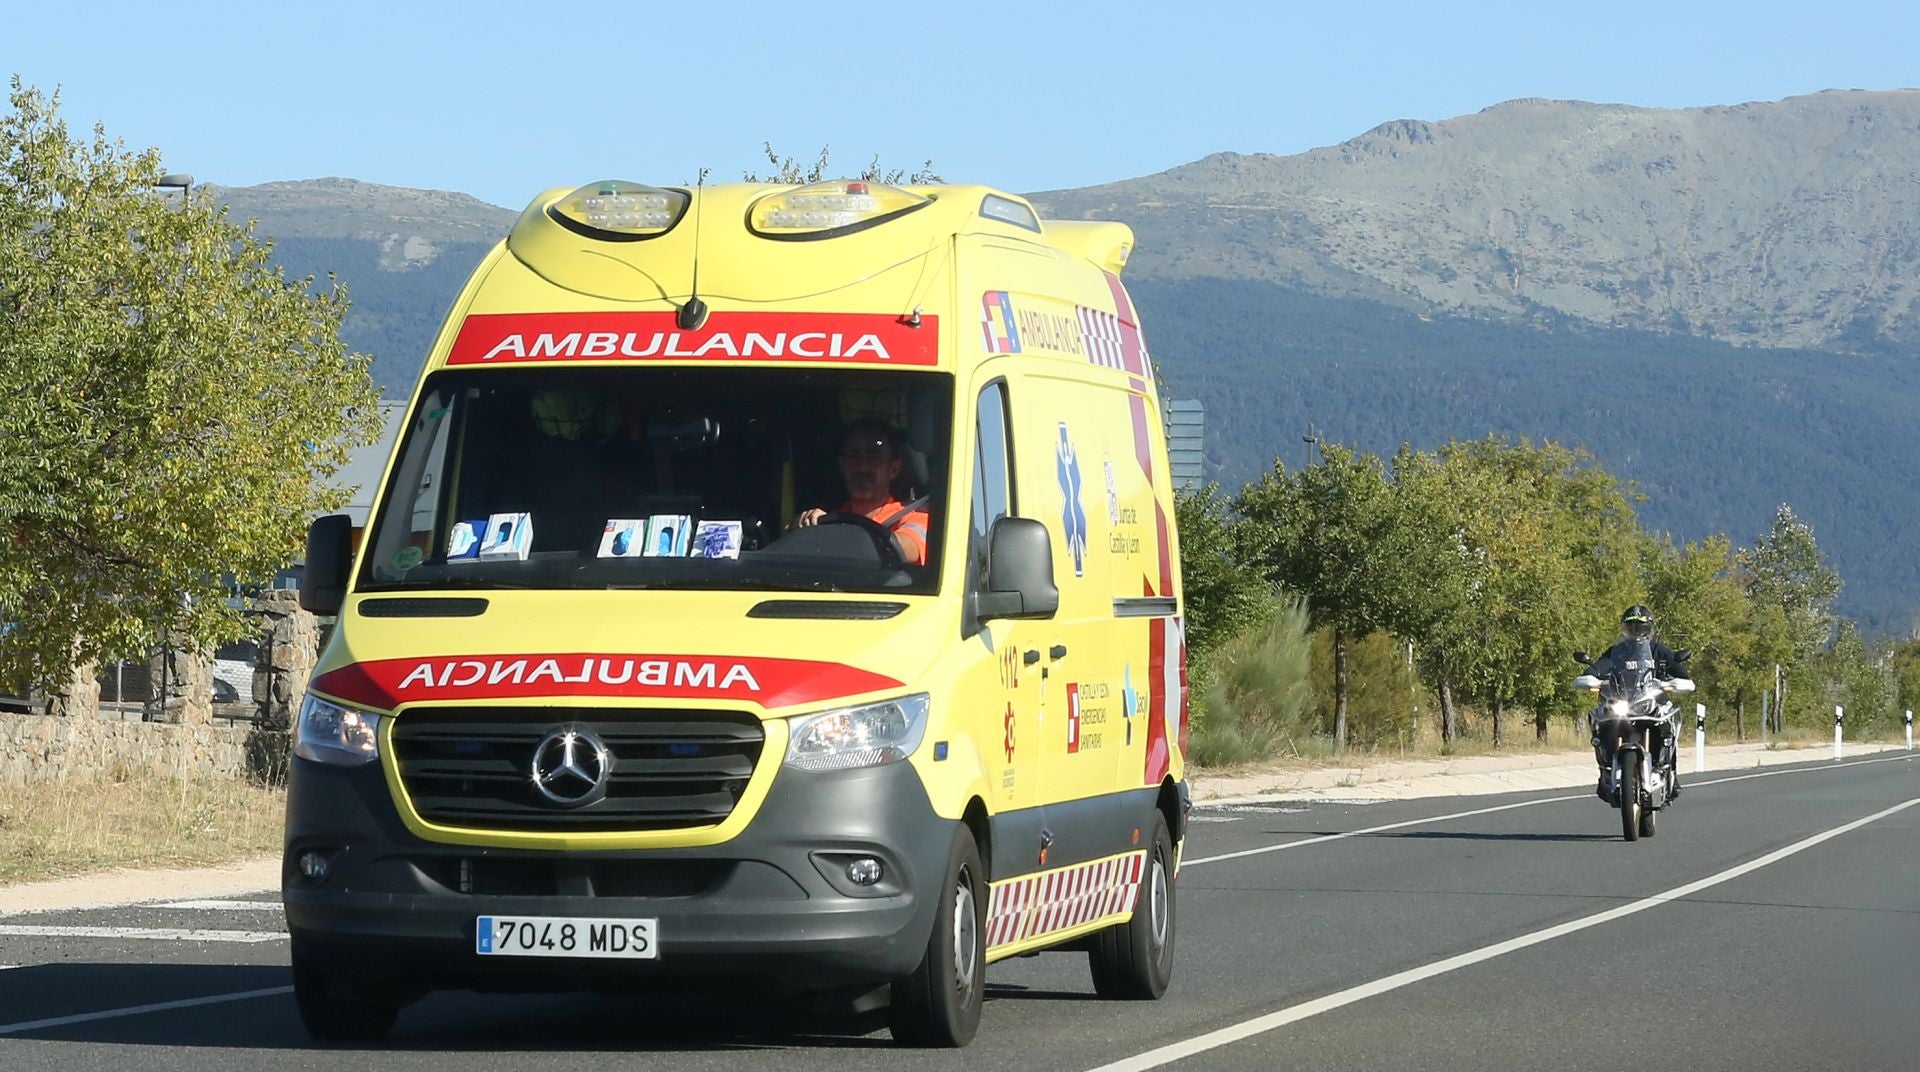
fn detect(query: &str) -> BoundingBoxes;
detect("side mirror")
[973,517,1059,622]
[1572,675,1603,691]
[1572,651,1591,666]
[299,514,354,616]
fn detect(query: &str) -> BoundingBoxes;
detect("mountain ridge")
[1035,88,1920,352]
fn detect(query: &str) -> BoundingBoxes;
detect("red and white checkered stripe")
[985,851,1147,950]
[1077,305,1126,370]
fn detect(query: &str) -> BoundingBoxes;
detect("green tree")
[1234,444,1411,750]
[0,79,381,690]
[1826,623,1896,738]
[1174,483,1272,663]
[1738,504,1840,730]
[1640,534,1782,739]
[1385,445,1483,742]
[1890,636,1920,727]
[1394,437,1635,745]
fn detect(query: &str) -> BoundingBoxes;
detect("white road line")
[1095,795,1920,1072]
[0,985,294,1036]
[0,925,285,944]
[1689,752,1910,787]
[1184,753,1912,870]
[1184,796,1581,868]
[0,965,19,971]
[149,900,282,911]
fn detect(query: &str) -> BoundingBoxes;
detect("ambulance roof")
[429,181,1140,377]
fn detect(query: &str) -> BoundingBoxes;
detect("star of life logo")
[1056,422,1088,577]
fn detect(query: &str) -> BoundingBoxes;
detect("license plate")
[475,916,658,959]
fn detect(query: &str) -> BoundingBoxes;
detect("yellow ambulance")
[285,177,1190,1046]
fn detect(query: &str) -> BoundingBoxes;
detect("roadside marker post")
[1905,709,1912,751]
[1695,703,1707,773]
[1834,705,1844,761]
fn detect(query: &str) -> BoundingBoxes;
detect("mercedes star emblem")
[531,727,611,807]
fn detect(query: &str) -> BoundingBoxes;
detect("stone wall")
[0,713,252,787]
[2,592,322,787]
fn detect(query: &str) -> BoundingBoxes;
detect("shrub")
[1191,597,1314,766]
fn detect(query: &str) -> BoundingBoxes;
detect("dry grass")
[0,768,284,885]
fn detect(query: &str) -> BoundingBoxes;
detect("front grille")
[391,708,764,832]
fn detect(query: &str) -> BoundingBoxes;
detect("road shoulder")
[0,855,279,917]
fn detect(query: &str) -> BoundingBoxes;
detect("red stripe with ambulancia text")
[307,654,903,712]
[447,312,940,367]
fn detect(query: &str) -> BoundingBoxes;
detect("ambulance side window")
[968,381,1014,590]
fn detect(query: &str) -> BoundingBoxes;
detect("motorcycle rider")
[1584,605,1691,802]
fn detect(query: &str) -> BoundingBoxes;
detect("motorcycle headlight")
[785,694,929,772]
[294,694,382,765]
[1607,699,1632,717]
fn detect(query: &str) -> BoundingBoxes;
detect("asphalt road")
[1,752,1914,1071]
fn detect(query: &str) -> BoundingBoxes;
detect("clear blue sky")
[10,0,1917,209]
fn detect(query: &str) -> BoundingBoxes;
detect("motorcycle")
[1571,639,1694,842]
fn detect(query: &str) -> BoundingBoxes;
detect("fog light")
[298,850,331,881]
[846,857,884,886]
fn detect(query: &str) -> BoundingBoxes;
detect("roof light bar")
[750,180,931,239]
[549,180,689,239]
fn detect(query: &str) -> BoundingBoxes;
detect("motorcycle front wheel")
[1619,762,1641,842]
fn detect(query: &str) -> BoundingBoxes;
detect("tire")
[889,825,986,1047]
[1640,803,1658,838]
[1089,811,1177,1000]
[1619,760,1641,843]
[291,949,401,1042]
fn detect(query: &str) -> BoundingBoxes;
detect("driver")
[792,418,930,566]
[1584,605,1691,801]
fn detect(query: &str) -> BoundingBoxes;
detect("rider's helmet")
[1621,605,1655,640]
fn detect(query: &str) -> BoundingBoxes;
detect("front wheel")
[1089,811,1177,999]
[1619,760,1642,843]
[291,949,402,1042]
[889,825,986,1047]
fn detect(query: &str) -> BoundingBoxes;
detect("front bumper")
[282,754,953,993]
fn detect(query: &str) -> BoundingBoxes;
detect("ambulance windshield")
[357,368,952,595]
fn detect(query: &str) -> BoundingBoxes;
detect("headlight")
[785,694,929,771]
[1607,699,1632,717]
[294,694,382,765]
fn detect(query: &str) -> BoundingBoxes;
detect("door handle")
[1049,644,1068,661]
[1023,650,1041,666]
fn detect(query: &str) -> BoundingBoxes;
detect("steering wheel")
[818,512,908,569]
